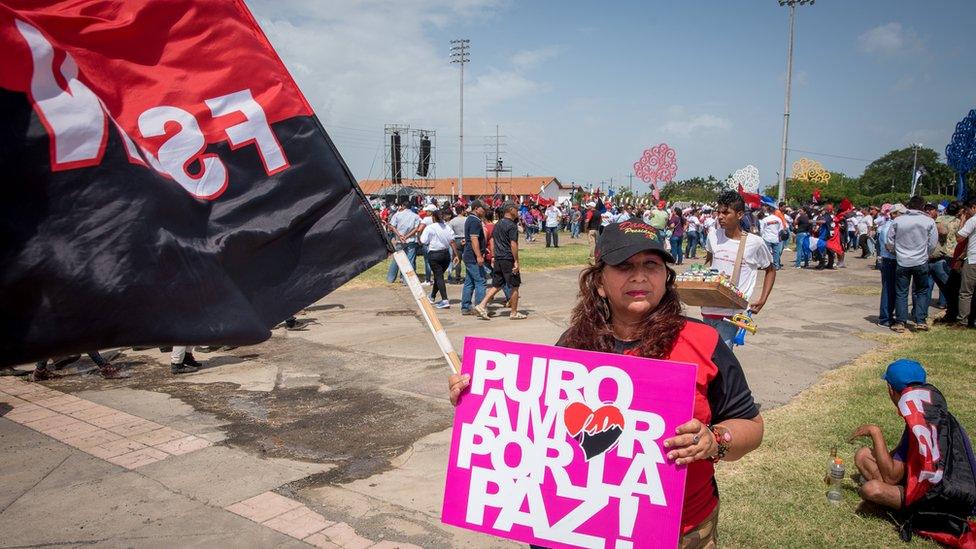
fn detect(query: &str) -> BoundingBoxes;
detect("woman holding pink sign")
[449,221,764,548]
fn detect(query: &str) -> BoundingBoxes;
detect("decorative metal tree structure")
[946,109,976,201]
[791,157,830,183]
[633,143,678,200]
[727,164,761,193]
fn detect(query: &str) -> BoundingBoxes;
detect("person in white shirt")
[420,209,460,308]
[684,210,701,259]
[703,192,777,349]
[758,206,785,270]
[856,206,876,258]
[955,198,976,326]
[544,204,561,248]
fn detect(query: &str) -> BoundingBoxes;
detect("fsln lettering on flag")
[0,1,390,366]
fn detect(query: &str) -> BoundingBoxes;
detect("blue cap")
[881,359,926,391]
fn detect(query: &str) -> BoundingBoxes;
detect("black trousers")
[427,249,450,301]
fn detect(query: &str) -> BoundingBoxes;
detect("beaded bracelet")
[709,424,732,463]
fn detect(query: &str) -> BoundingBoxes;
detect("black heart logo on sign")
[563,402,626,461]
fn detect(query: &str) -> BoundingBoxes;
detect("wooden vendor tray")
[675,280,748,309]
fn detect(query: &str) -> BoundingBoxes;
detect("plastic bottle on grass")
[827,457,844,505]
[824,445,838,485]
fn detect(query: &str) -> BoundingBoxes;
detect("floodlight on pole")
[776,0,814,203]
[909,142,922,196]
[450,39,470,198]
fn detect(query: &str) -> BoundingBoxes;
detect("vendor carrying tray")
[675,280,748,310]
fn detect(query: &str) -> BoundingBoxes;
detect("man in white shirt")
[856,206,875,258]
[758,206,785,270]
[544,204,561,248]
[385,201,422,284]
[955,198,976,327]
[684,210,701,259]
[703,191,777,349]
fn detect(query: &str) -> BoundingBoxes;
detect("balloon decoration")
[946,109,976,201]
[726,164,760,193]
[633,143,678,199]
[790,157,830,183]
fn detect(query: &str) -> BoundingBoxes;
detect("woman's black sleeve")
[707,341,760,422]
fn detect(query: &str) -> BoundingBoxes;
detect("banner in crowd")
[442,337,697,549]
[0,1,389,366]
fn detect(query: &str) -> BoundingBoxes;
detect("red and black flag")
[0,1,391,366]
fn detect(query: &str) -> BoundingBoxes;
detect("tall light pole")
[776,0,813,203]
[909,142,922,196]
[450,39,470,198]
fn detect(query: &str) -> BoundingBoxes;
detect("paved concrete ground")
[0,248,906,547]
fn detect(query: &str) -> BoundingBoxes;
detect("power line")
[787,148,874,163]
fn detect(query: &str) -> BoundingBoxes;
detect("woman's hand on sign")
[663,419,716,465]
[448,373,470,406]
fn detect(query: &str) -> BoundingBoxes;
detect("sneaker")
[99,365,131,379]
[510,312,528,320]
[159,346,173,353]
[421,281,432,286]
[285,318,310,331]
[182,353,202,368]
[474,304,490,320]
[171,363,198,374]
[435,300,451,309]
[427,296,436,304]
[196,345,221,353]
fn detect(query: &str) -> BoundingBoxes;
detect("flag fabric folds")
[0,1,390,366]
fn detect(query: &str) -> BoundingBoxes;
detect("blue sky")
[250,0,976,194]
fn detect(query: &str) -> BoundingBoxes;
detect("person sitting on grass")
[850,359,976,546]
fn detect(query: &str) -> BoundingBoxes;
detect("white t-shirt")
[545,207,560,227]
[846,215,859,231]
[958,215,976,265]
[759,216,784,244]
[420,221,456,252]
[685,215,701,232]
[703,216,716,233]
[703,229,774,317]
[856,214,874,236]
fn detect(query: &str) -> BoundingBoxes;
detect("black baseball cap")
[596,222,674,265]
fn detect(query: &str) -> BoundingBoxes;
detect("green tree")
[859,147,955,196]
[660,176,725,203]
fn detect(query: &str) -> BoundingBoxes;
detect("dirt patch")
[835,285,881,296]
[38,336,452,485]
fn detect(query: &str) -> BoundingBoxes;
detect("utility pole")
[450,39,470,198]
[909,143,921,196]
[776,0,814,204]
[628,173,634,192]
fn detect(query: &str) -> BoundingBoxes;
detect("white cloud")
[661,113,731,138]
[246,0,533,179]
[857,22,922,55]
[511,45,561,70]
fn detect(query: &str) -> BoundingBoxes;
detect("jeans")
[427,249,450,301]
[545,226,559,247]
[386,242,418,283]
[766,240,783,270]
[685,231,699,258]
[421,244,431,282]
[670,235,684,264]
[570,221,581,238]
[894,263,931,325]
[879,257,897,325]
[929,259,950,308]
[794,232,809,267]
[703,316,739,350]
[461,261,486,311]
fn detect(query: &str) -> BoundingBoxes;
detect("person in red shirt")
[449,221,764,548]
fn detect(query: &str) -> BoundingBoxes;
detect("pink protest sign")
[442,337,697,549]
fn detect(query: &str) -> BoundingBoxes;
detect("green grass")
[717,326,976,548]
[340,237,592,289]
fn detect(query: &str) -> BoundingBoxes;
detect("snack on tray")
[675,265,746,300]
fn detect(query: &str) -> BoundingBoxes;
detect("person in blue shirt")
[460,201,488,314]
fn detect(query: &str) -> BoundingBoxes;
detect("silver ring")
[692,434,701,444]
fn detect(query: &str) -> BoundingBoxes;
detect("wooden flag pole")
[393,249,462,374]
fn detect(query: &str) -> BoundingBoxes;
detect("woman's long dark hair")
[560,259,685,359]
